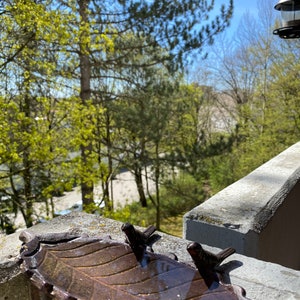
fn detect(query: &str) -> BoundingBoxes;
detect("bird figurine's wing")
[142,225,161,250]
[145,233,161,251]
[143,225,157,238]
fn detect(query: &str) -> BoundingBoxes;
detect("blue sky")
[210,1,259,38]
[217,0,278,34]
[227,1,259,32]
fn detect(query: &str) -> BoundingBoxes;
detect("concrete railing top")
[185,142,300,234]
[0,212,300,300]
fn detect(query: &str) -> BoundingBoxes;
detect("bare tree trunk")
[133,138,147,207]
[22,88,34,227]
[154,145,160,230]
[78,0,94,207]
[50,197,55,218]
[146,145,161,230]
[80,144,94,207]
[134,169,147,207]
[105,112,113,210]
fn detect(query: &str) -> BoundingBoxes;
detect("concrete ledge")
[0,212,299,299]
[183,142,300,269]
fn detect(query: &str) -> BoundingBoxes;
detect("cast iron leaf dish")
[19,223,247,299]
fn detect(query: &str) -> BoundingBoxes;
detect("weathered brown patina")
[19,223,247,299]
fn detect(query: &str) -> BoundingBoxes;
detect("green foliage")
[104,201,156,228]
[105,171,205,231]
[219,50,300,183]
[160,173,205,217]
[6,0,300,235]
[207,152,237,193]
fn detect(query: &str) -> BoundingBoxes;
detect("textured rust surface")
[19,224,248,300]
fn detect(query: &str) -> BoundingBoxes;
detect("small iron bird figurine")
[121,223,161,265]
[187,242,235,288]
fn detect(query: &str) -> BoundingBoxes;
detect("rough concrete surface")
[0,212,299,300]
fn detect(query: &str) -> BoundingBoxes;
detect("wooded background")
[0,0,299,234]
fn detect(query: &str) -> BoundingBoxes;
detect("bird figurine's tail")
[216,247,236,265]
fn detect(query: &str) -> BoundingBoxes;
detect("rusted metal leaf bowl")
[19,223,248,300]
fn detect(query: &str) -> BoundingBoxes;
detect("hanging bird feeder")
[273,0,300,38]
